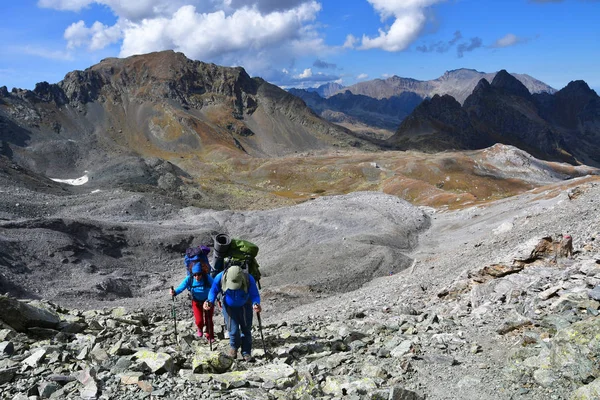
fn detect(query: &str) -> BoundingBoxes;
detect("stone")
[570,377,600,400]
[589,286,600,301]
[0,329,17,341]
[390,340,413,358]
[361,364,388,379]
[0,366,18,385]
[120,372,145,385]
[57,320,86,334]
[422,354,458,366]
[38,381,61,399]
[538,285,562,300]
[389,385,423,400]
[22,348,47,368]
[76,368,99,400]
[322,375,378,396]
[192,347,233,374]
[134,350,174,374]
[137,380,153,393]
[0,341,14,355]
[535,316,600,385]
[533,369,558,387]
[0,296,60,332]
[90,344,109,363]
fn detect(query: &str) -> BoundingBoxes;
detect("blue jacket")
[174,274,213,302]
[208,271,260,308]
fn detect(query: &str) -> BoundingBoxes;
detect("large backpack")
[184,245,210,275]
[211,234,261,289]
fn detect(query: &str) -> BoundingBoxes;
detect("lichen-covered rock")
[534,316,600,385]
[570,377,600,400]
[134,350,174,374]
[322,375,378,396]
[192,347,233,373]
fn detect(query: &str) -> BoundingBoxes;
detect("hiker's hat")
[223,265,244,291]
[192,264,202,275]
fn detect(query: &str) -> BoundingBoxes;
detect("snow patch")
[50,174,89,186]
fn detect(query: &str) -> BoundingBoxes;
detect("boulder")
[134,350,174,374]
[570,377,600,400]
[322,375,378,396]
[0,296,60,332]
[534,317,600,385]
[192,347,234,373]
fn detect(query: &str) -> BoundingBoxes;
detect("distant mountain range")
[1,50,599,201]
[389,70,600,166]
[289,69,556,131]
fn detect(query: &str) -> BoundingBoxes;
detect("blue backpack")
[184,246,211,275]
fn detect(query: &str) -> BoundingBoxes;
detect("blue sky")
[1,0,599,93]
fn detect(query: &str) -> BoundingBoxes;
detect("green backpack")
[225,239,261,286]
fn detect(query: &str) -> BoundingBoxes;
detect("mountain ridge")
[390,70,600,167]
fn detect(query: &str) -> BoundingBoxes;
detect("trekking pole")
[170,286,178,345]
[204,306,213,351]
[256,311,270,360]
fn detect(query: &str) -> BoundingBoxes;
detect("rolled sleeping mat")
[211,233,231,277]
[213,233,231,256]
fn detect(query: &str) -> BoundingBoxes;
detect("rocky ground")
[1,155,600,399]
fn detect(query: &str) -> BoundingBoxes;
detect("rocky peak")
[0,86,8,97]
[490,69,531,98]
[54,50,260,116]
[548,80,600,129]
[555,80,597,103]
[32,81,68,105]
[439,68,482,81]
[416,94,462,115]
[310,82,345,98]
[472,78,491,94]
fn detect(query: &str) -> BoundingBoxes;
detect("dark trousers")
[223,302,253,355]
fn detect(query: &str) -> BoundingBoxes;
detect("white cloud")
[357,73,368,79]
[65,20,122,51]
[360,0,446,52]
[298,68,313,78]
[119,3,323,65]
[38,0,94,11]
[40,0,334,84]
[226,0,308,13]
[20,45,74,61]
[344,34,357,49]
[493,33,526,48]
[40,0,207,21]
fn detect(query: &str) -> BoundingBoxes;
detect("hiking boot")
[196,329,202,337]
[227,348,237,359]
[242,353,255,362]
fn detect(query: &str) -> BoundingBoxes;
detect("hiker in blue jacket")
[204,265,261,361]
[170,259,215,342]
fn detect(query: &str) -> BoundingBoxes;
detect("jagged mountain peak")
[471,78,491,95]
[425,93,462,109]
[557,80,596,97]
[490,69,531,98]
